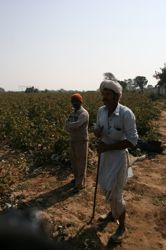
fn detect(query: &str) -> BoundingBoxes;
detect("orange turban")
[71,93,83,103]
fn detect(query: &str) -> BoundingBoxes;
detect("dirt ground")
[0,110,166,250]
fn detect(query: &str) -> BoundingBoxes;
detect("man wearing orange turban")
[71,93,83,103]
[65,93,89,193]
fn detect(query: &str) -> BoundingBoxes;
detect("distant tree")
[103,73,135,91]
[133,76,148,92]
[153,63,166,86]
[118,80,127,90]
[123,79,135,90]
[58,88,66,92]
[25,86,39,93]
[0,87,5,92]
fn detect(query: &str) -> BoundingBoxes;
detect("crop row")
[0,91,159,166]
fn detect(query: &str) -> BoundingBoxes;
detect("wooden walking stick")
[88,153,101,224]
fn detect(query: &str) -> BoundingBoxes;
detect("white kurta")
[95,103,138,193]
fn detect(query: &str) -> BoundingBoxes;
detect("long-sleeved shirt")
[95,103,138,146]
[65,106,89,142]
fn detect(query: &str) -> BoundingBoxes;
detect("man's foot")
[109,226,125,243]
[97,212,115,231]
[98,212,115,223]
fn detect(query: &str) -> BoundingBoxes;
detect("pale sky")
[0,0,165,91]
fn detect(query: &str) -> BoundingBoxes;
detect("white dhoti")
[99,150,128,219]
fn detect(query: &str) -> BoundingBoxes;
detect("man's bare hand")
[94,126,103,138]
[97,141,109,154]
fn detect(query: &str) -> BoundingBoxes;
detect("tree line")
[104,63,166,92]
[0,63,165,93]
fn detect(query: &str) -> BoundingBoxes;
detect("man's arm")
[97,139,134,154]
[66,112,88,130]
[97,109,138,154]
[94,108,104,138]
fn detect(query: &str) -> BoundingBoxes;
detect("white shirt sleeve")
[65,112,88,131]
[123,110,138,146]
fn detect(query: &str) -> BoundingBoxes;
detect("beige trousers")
[70,141,88,188]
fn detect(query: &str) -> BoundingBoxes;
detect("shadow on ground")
[53,223,122,250]
[18,182,77,210]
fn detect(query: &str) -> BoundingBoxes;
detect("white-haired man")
[94,78,138,242]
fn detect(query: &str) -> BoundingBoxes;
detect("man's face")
[101,89,118,108]
[71,99,81,110]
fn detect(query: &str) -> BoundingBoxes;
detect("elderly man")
[65,93,89,193]
[94,78,138,242]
